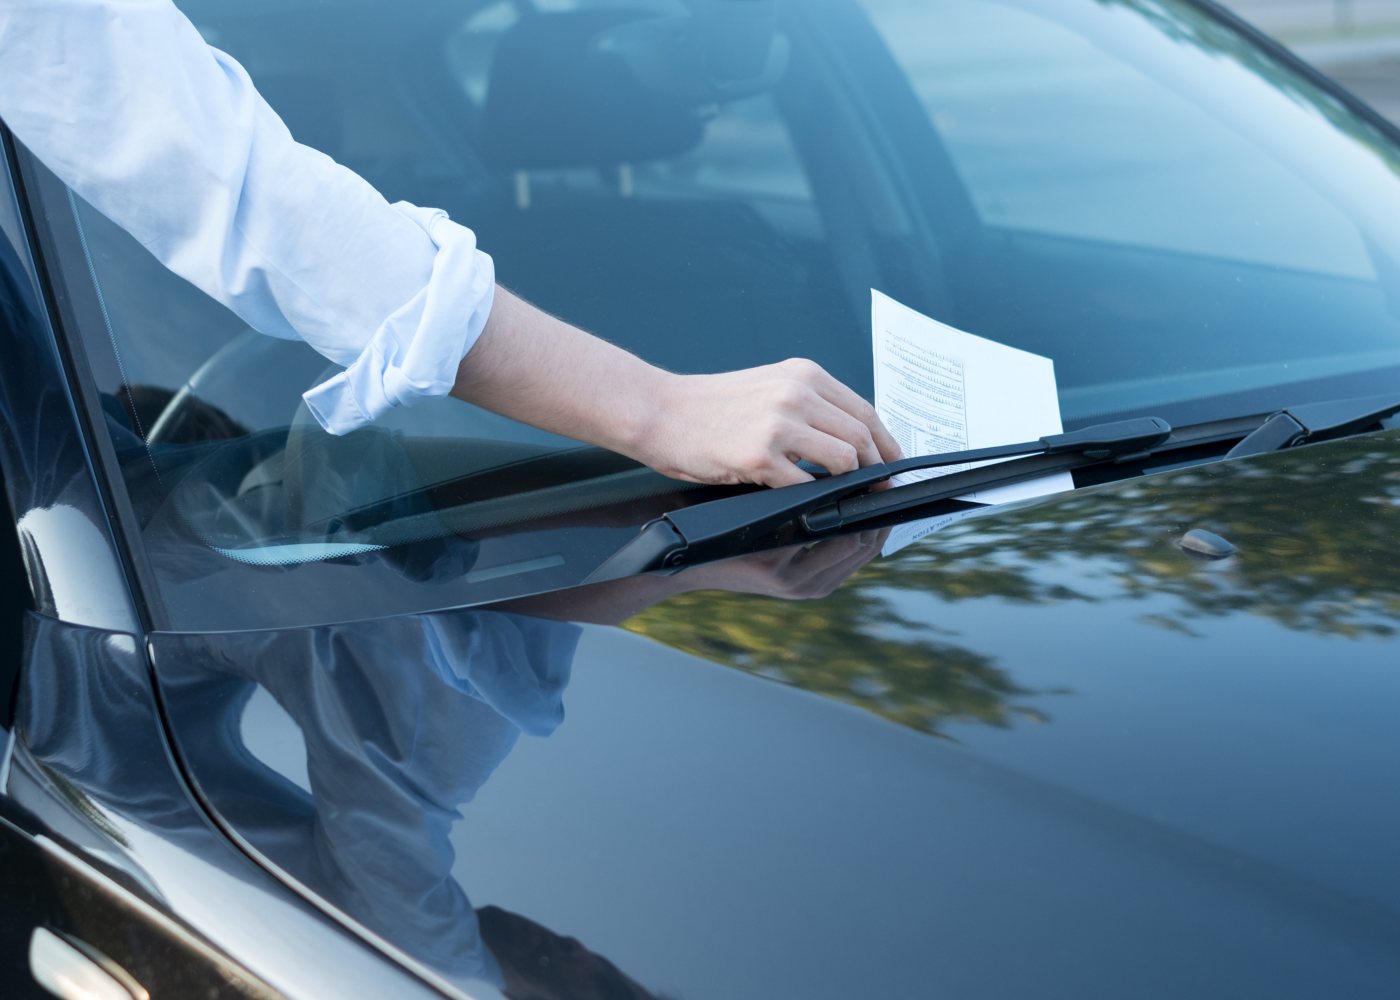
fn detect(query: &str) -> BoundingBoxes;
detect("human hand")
[456,292,898,487]
[499,529,888,624]
[636,359,902,488]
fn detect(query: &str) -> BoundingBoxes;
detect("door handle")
[28,927,146,1000]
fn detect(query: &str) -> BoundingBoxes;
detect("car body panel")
[4,1,1400,997]
[0,131,449,999]
[151,431,1400,999]
[6,610,454,999]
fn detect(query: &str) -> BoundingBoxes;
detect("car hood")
[150,431,1400,999]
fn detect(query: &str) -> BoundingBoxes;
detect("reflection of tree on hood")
[904,441,1400,639]
[156,607,655,998]
[628,435,1400,736]
[627,574,1037,738]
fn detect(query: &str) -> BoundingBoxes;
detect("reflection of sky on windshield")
[867,0,1382,277]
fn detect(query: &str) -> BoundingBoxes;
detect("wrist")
[613,364,680,467]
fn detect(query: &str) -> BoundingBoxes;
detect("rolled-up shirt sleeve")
[0,0,495,433]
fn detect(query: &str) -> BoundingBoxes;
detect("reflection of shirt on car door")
[149,607,581,988]
[0,0,495,433]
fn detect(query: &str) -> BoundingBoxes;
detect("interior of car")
[36,0,1400,582]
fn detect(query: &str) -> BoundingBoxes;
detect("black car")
[5,0,1400,997]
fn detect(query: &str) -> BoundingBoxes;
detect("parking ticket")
[872,290,1074,556]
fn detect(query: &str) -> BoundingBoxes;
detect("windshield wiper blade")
[584,393,1400,585]
[586,417,1171,580]
[1225,393,1400,459]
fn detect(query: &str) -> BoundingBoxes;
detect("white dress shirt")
[0,0,496,434]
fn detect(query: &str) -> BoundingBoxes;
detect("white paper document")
[872,290,1073,555]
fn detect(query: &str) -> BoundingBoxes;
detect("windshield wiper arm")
[586,417,1171,581]
[1225,393,1400,459]
[584,392,1400,585]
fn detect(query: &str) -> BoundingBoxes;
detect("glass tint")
[40,0,1400,628]
[879,1,1374,276]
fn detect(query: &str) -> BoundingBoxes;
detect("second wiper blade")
[587,417,1171,580]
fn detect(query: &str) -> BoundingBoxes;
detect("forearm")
[2,4,893,485]
[452,286,902,487]
[450,286,664,462]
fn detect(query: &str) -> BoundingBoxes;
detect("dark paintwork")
[4,610,449,998]
[0,803,277,1000]
[150,431,1400,999]
[3,3,1400,997]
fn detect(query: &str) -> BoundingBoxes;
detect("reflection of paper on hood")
[872,290,1074,556]
[880,505,993,558]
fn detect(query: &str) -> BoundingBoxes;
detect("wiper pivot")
[1226,394,1400,459]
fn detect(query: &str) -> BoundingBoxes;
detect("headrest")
[479,9,708,172]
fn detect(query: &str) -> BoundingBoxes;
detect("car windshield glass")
[35,0,1400,629]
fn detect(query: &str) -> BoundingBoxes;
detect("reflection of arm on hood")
[480,904,664,1000]
[155,608,579,985]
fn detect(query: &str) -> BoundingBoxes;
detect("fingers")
[719,535,871,600]
[642,359,899,488]
[760,460,816,489]
[803,535,879,590]
[694,530,883,600]
[779,422,862,479]
[745,361,903,486]
[779,358,903,463]
[800,394,883,469]
[777,531,883,598]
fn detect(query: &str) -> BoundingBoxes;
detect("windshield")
[35,0,1400,629]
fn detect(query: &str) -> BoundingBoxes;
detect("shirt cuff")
[301,201,496,434]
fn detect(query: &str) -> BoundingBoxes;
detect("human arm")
[0,0,489,432]
[454,288,900,487]
[0,0,897,486]
[497,529,889,625]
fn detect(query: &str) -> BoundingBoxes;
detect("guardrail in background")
[1228,0,1400,35]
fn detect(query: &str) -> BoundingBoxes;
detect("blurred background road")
[1230,0,1400,120]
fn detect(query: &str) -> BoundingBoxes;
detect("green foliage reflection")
[625,437,1400,737]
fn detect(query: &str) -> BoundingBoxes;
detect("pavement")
[1230,0,1400,39]
[1228,2,1400,122]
